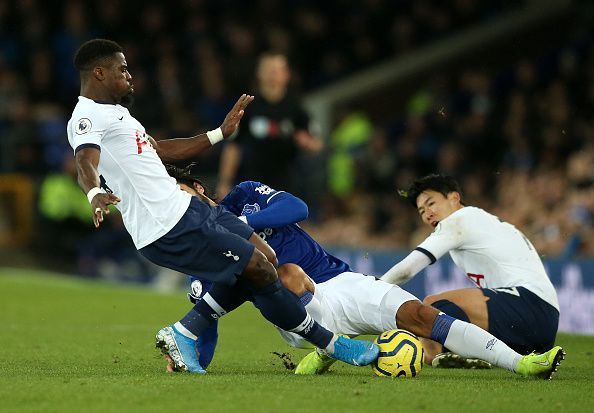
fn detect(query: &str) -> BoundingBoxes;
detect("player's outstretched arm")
[75,147,121,228]
[153,94,254,162]
[380,250,431,285]
[245,191,308,230]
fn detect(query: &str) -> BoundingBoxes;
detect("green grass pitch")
[1,268,593,413]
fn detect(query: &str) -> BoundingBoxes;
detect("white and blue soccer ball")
[372,329,424,378]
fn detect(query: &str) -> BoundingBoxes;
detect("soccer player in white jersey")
[67,38,381,374]
[168,167,565,379]
[381,174,561,368]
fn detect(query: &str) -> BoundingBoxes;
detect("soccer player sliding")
[165,166,564,380]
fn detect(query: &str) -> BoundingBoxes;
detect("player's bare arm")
[75,147,121,228]
[152,94,254,162]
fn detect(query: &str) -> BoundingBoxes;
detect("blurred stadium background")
[0,0,592,334]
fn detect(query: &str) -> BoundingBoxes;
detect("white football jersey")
[67,96,191,249]
[417,206,559,310]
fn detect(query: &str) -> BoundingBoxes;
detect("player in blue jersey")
[165,164,565,379]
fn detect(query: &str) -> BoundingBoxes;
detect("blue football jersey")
[220,181,351,283]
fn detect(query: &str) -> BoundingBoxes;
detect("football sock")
[196,320,218,368]
[431,313,522,372]
[250,279,334,349]
[300,290,313,306]
[179,283,249,339]
[302,291,325,327]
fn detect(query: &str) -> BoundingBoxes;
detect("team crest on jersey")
[241,203,260,216]
[75,118,92,135]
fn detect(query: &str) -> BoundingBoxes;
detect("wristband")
[87,187,103,204]
[206,127,224,145]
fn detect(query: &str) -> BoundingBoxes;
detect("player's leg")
[147,201,268,372]
[237,253,378,366]
[421,287,559,366]
[151,201,377,372]
[395,300,564,379]
[274,264,340,374]
[276,263,315,296]
[276,264,325,339]
[172,250,378,371]
[420,288,489,365]
[295,272,399,375]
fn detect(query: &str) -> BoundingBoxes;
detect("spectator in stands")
[216,52,322,199]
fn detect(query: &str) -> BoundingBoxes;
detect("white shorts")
[277,272,419,348]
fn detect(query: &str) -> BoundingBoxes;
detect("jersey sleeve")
[69,111,110,153]
[415,214,467,263]
[235,181,308,230]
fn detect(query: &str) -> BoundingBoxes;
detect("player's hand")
[220,94,254,138]
[91,193,121,228]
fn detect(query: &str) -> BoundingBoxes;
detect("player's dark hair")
[164,163,215,200]
[74,39,123,71]
[400,173,464,207]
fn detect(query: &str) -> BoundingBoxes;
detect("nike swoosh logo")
[532,360,550,366]
[118,116,123,120]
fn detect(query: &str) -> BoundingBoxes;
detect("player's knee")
[277,263,310,296]
[242,249,278,287]
[396,300,439,338]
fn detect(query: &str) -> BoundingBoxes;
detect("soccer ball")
[372,329,424,378]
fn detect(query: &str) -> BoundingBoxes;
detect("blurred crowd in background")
[1,0,593,280]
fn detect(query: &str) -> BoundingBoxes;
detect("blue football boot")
[155,325,206,374]
[322,336,379,366]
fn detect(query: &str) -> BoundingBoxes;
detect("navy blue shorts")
[482,287,559,355]
[140,197,255,285]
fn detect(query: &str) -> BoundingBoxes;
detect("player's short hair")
[74,39,123,71]
[164,163,215,200]
[401,173,463,207]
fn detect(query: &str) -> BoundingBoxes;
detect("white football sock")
[304,293,324,325]
[304,292,338,352]
[444,320,522,372]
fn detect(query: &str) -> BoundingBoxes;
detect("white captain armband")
[86,187,103,204]
[206,128,223,145]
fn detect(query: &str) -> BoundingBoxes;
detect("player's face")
[416,190,461,228]
[104,52,134,102]
[178,182,200,196]
[257,56,290,89]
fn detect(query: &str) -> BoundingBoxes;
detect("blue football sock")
[250,280,334,349]
[180,283,249,338]
[197,320,218,368]
[430,312,456,345]
[300,291,314,306]
[178,308,211,339]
